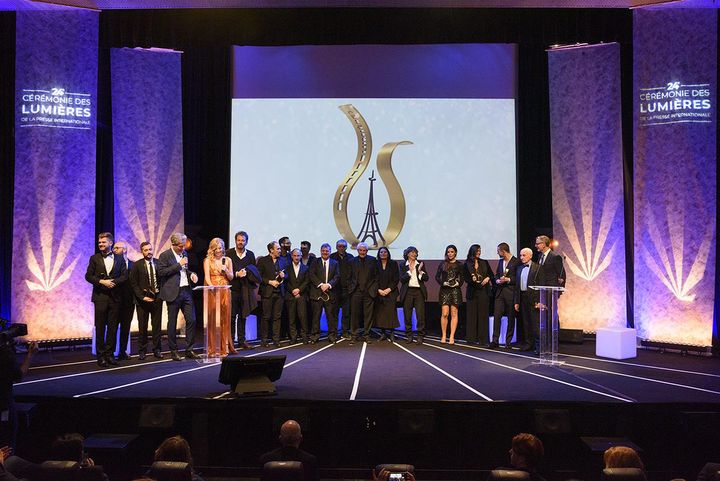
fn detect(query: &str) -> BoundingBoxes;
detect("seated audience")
[373,467,417,481]
[153,435,204,481]
[259,420,318,481]
[1,446,24,481]
[500,433,546,481]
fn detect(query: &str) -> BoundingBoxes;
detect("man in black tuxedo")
[514,248,541,352]
[157,232,200,361]
[226,230,257,350]
[330,239,354,339]
[308,243,340,343]
[259,420,318,481]
[129,241,163,360]
[491,242,520,349]
[348,242,378,345]
[258,241,285,347]
[535,235,565,288]
[284,248,310,343]
[84,232,128,367]
[112,241,134,361]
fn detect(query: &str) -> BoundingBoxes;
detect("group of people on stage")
[85,229,564,365]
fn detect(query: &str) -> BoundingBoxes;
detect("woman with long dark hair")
[463,244,493,345]
[375,247,399,341]
[435,244,463,344]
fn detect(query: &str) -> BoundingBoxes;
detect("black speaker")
[139,404,176,429]
[398,409,435,434]
[559,328,584,344]
[219,355,286,396]
[534,408,572,434]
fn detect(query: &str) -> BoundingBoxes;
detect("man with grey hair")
[330,239,354,339]
[158,233,200,360]
[513,247,540,352]
[348,242,378,345]
[259,420,318,481]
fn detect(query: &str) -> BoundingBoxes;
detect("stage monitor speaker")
[534,408,572,434]
[398,409,435,434]
[559,328,584,344]
[219,355,286,396]
[139,404,176,429]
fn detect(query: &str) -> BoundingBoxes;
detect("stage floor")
[14,334,720,403]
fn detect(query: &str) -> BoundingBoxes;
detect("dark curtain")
[0,12,15,320]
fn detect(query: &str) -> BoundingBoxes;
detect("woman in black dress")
[463,244,493,345]
[435,244,463,344]
[375,246,399,341]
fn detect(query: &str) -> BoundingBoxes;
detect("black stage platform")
[15,334,720,402]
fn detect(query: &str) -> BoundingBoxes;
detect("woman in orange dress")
[203,238,235,357]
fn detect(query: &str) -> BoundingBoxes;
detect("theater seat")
[148,461,193,481]
[487,469,531,481]
[375,464,416,475]
[39,460,79,481]
[601,468,647,481]
[262,460,305,481]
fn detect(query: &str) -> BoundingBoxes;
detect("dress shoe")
[153,350,163,359]
[272,341,280,348]
[364,337,373,345]
[342,333,351,340]
[417,337,424,345]
[488,342,499,349]
[349,338,356,346]
[171,350,182,361]
[260,341,268,347]
[185,350,200,360]
[117,352,130,361]
[106,356,119,366]
[240,342,254,350]
[138,351,147,360]
[405,336,414,344]
[97,357,108,368]
[378,333,387,342]
[328,337,337,344]
[290,338,298,344]
[390,333,395,343]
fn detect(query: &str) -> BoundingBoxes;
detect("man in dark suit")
[514,248,541,352]
[157,232,200,361]
[278,236,292,269]
[535,235,565,288]
[348,242,378,345]
[491,242,520,349]
[129,241,163,360]
[84,232,128,367]
[259,420,318,481]
[112,241,134,361]
[258,241,285,347]
[330,239,354,339]
[299,241,316,267]
[284,248,309,343]
[399,246,429,344]
[308,243,340,343]
[226,230,257,350]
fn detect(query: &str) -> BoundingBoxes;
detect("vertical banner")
[548,43,627,332]
[634,9,716,346]
[12,9,98,340]
[111,48,184,261]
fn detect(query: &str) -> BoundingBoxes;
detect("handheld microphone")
[222,257,226,266]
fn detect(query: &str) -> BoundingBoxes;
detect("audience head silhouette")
[603,446,644,470]
[279,420,303,448]
[510,433,544,470]
[154,435,194,467]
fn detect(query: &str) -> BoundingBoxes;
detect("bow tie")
[102,253,113,259]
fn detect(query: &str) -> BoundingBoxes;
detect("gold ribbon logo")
[333,104,412,249]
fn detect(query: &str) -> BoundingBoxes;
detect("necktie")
[323,260,328,283]
[540,254,546,266]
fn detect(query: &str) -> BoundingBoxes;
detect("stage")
[15,335,720,403]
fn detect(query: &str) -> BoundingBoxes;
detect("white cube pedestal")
[596,327,637,359]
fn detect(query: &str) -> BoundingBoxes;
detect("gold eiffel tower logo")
[332,104,412,249]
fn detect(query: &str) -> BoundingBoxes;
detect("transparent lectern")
[529,285,565,365]
[193,285,231,364]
